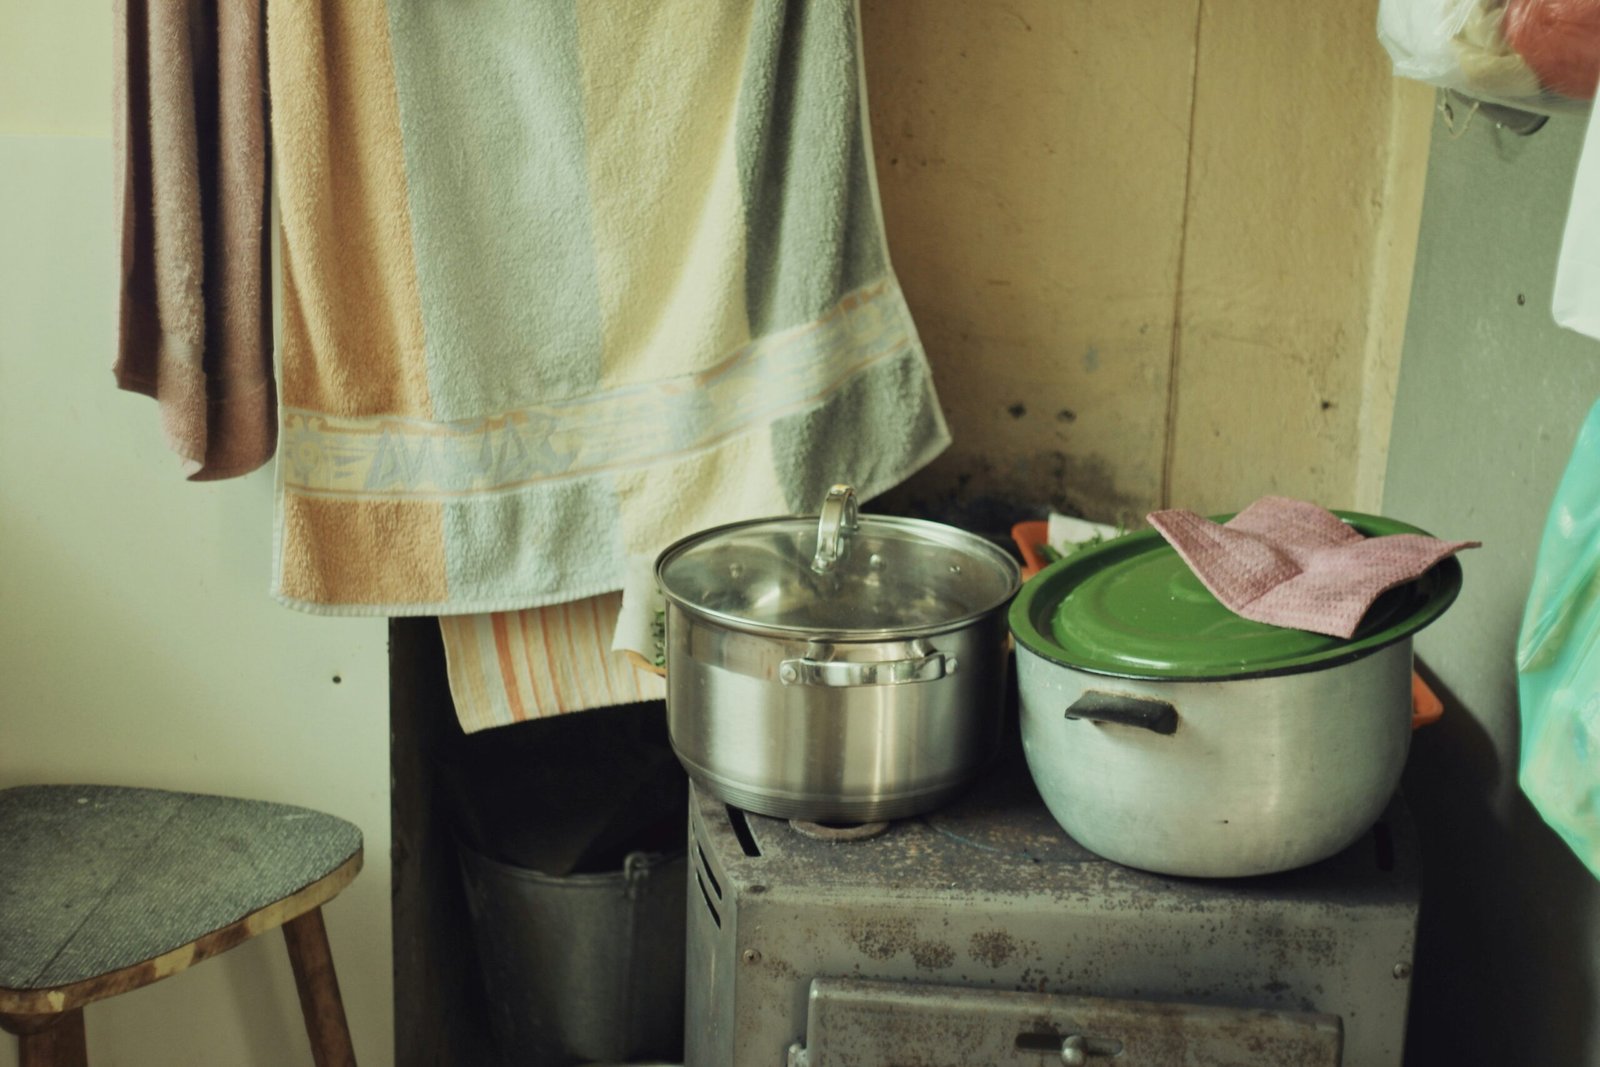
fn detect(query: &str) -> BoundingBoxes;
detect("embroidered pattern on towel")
[280,280,912,501]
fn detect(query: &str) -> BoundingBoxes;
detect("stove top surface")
[697,750,1418,910]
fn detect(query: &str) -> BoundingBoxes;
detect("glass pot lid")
[655,486,1021,639]
[1009,510,1464,681]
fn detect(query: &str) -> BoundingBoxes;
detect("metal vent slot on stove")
[697,842,722,899]
[726,804,762,857]
[695,870,721,929]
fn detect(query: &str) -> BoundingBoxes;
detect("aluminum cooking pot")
[656,485,1021,822]
[1009,511,1463,878]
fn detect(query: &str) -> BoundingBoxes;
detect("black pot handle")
[1066,691,1179,735]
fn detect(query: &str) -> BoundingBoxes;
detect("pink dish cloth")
[1146,497,1479,639]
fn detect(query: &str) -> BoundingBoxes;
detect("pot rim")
[1013,627,1415,683]
[1009,509,1464,682]
[655,512,1021,642]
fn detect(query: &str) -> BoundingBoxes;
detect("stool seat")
[0,785,362,1065]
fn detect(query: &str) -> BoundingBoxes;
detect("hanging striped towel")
[439,593,664,733]
[264,0,950,620]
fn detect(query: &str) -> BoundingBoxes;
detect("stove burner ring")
[788,818,891,842]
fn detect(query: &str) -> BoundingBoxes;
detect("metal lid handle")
[811,484,859,574]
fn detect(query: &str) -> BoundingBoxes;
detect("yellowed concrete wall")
[862,0,1432,523]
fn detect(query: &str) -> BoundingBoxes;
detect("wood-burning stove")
[686,754,1418,1066]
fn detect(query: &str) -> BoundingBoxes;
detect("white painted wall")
[0,6,394,1066]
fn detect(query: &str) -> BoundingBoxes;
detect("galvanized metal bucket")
[457,843,687,1066]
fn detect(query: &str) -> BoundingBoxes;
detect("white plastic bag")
[1378,0,1477,86]
[1379,0,1589,110]
[1555,93,1600,339]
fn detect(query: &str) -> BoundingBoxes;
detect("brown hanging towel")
[113,0,274,480]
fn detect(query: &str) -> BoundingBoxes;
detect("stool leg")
[0,1009,89,1067]
[282,907,357,1067]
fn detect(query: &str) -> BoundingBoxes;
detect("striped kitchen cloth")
[439,593,665,734]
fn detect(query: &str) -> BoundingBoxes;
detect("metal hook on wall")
[1439,89,1550,138]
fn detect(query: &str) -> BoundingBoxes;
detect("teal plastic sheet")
[1518,398,1600,880]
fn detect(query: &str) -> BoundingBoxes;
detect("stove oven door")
[787,978,1343,1066]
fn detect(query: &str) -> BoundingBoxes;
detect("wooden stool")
[0,785,363,1066]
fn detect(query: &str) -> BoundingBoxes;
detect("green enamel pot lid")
[1008,511,1464,681]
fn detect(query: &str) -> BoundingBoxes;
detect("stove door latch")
[1057,1033,1120,1065]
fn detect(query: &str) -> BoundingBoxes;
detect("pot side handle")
[779,642,954,687]
[1066,691,1179,735]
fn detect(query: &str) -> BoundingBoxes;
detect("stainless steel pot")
[656,485,1020,822]
[1009,513,1463,878]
